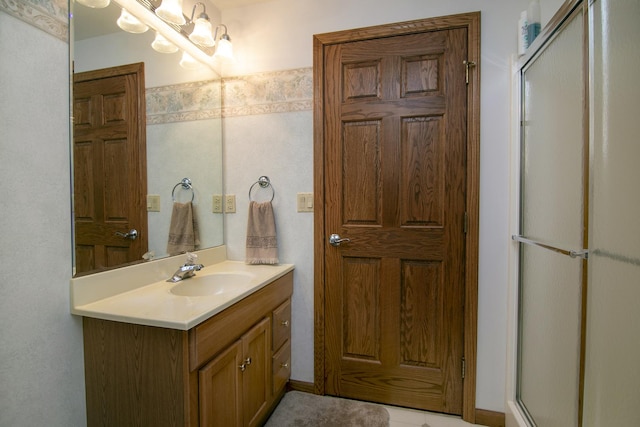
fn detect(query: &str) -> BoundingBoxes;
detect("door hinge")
[463,60,476,84]
[462,357,466,379]
[464,212,469,234]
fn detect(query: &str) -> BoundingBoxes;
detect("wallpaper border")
[221,67,313,119]
[0,0,68,41]
[147,68,313,124]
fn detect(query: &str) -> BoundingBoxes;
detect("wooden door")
[73,63,148,274]
[242,317,271,427]
[199,340,244,427]
[314,14,480,418]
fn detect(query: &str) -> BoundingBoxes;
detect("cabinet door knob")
[281,320,289,327]
[281,362,289,369]
[239,357,252,371]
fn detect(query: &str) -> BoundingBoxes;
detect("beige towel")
[167,202,200,256]
[246,201,279,265]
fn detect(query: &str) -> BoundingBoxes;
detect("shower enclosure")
[511,0,640,426]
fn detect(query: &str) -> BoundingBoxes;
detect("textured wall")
[0,9,87,427]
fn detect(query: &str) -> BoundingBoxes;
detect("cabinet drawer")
[272,299,291,352]
[272,340,291,394]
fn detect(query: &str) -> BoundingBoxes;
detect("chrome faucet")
[167,253,204,282]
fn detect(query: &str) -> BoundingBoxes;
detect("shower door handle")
[329,234,350,247]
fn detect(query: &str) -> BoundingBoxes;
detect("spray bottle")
[527,0,541,45]
[518,10,528,55]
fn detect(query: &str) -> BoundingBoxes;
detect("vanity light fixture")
[151,31,179,53]
[76,0,111,8]
[179,51,202,69]
[154,0,185,25]
[154,1,233,58]
[117,8,149,33]
[212,25,233,59]
[188,3,215,47]
[107,0,232,68]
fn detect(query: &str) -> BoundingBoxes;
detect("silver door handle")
[115,229,138,240]
[329,234,350,246]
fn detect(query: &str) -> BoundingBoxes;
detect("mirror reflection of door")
[72,62,148,275]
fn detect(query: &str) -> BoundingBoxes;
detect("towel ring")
[172,177,195,202]
[248,176,275,202]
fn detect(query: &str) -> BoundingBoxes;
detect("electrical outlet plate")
[225,194,236,213]
[212,195,223,213]
[297,192,313,212]
[147,195,161,212]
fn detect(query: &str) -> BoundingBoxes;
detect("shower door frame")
[511,0,590,426]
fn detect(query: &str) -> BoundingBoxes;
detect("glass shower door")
[583,1,640,425]
[516,6,586,426]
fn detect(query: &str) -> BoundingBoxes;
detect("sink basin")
[170,272,255,297]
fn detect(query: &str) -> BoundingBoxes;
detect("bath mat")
[264,391,390,427]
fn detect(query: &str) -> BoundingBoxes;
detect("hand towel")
[167,201,200,256]
[246,201,279,265]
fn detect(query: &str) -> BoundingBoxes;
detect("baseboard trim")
[287,379,316,394]
[475,408,506,427]
[288,381,505,427]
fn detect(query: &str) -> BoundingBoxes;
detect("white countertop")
[70,248,294,330]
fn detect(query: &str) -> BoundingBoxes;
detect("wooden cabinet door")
[242,317,271,427]
[199,340,243,427]
[199,317,271,427]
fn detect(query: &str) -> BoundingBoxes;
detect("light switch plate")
[225,194,236,213]
[147,195,161,212]
[297,192,313,212]
[212,195,223,213]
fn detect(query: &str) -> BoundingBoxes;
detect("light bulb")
[214,35,233,60]
[179,51,202,69]
[151,32,179,54]
[189,17,215,47]
[155,0,185,26]
[116,8,149,34]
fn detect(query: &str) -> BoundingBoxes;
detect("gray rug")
[265,391,390,427]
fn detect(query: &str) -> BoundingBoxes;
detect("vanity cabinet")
[82,271,293,427]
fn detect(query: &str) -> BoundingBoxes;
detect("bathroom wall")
[221,0,564,413]
[0,3,86,426]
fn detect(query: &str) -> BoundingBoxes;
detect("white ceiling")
[73,0,272,41]
[212,0,271,9]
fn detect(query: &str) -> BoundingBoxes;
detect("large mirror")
[71,0,224,276]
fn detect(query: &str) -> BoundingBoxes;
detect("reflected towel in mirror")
[246,201,279,265]
[167,202,200,256]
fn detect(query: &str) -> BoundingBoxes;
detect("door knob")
[329,234,350,247]
[115,229,138,240]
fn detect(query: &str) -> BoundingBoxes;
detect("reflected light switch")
[147,195,161,212]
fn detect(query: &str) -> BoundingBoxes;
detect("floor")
[384,405,485,427]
